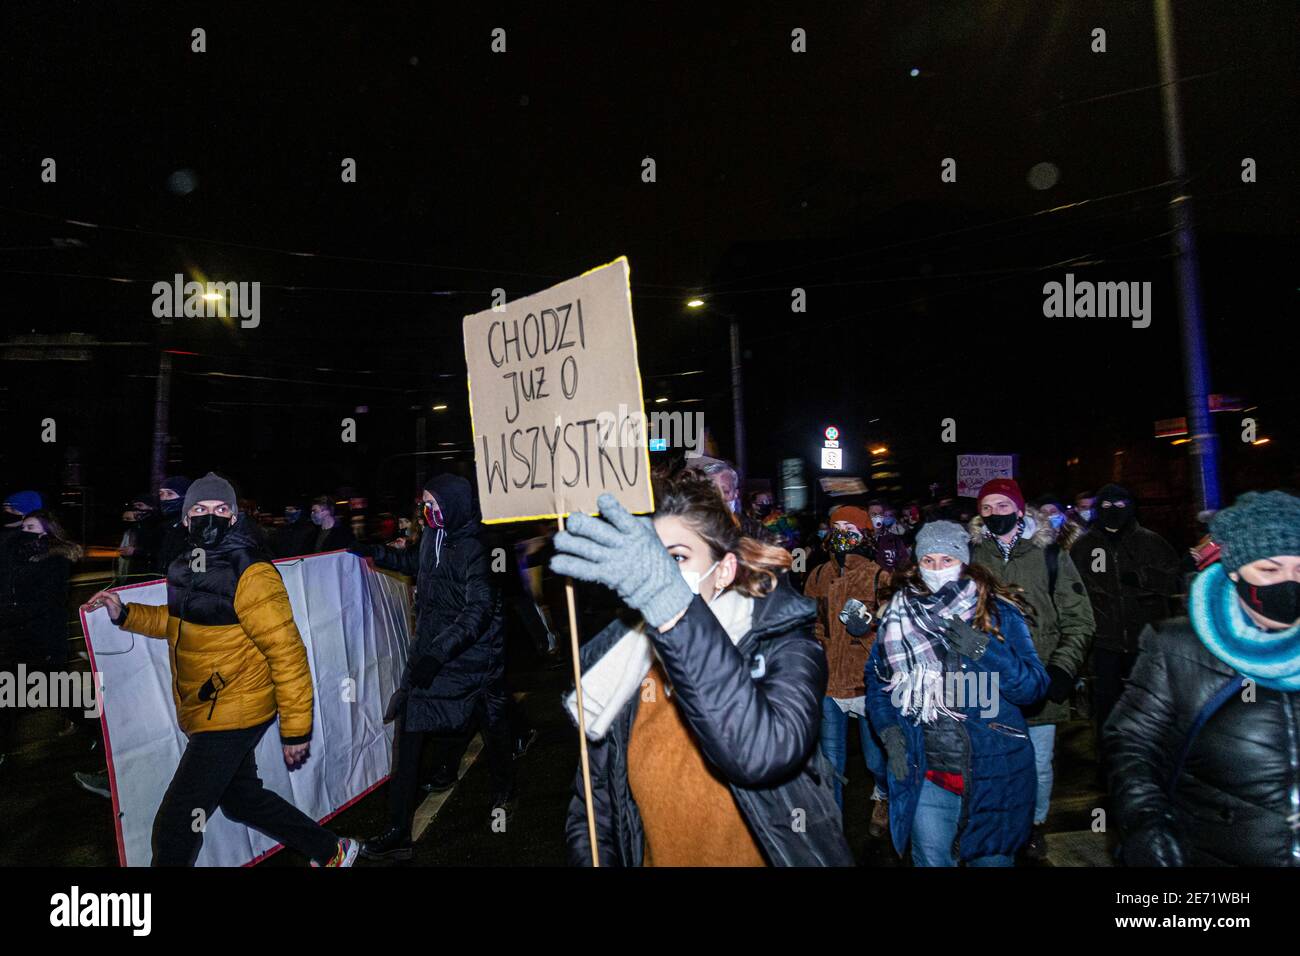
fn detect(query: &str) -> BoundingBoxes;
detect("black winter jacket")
[1104,618,1300,866]
[1,536,75,664]
[272,516,317,559]
[1071,522,1180,654]
[565,580,854,867]
[371,475,504,734]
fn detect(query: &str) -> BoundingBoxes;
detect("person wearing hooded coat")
[152,475,193,576]
[1070,483,1180,745]
[351,473,509,861]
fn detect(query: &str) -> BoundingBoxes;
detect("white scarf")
[563,589,754,741]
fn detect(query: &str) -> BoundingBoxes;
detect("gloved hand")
[410,653,442,689]
[550,493,692,629]
[943,617,989,660]
[1122,822,1185,867]
[1045,665,1075,704]
[840,599,874,638]
[880,725,910,781]
[348,544,379,560]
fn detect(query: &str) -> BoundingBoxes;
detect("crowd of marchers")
[1,458,1298,868]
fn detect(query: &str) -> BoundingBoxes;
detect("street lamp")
[685,296,747,478]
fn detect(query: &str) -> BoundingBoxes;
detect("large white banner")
[80,551,411,867]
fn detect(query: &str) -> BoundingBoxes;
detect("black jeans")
[388,677,515,832]
[152,719,339,866]
[1092,647,1139,757]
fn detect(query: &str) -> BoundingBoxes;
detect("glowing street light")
[686,298,705,309]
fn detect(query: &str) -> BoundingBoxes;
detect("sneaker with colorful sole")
[312,837,360,868]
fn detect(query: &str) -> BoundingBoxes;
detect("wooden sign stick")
[557,496,600,867]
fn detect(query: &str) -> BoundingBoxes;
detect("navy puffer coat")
[866,598,1048,861]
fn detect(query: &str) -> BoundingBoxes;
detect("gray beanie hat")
[182,471,238,517]
[1210,491,1300,572]
[914,520,970,565]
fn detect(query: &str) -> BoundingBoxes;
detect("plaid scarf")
[880,578,980,724]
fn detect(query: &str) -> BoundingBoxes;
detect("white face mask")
[920,563,964,592]
[681,560,720,598]
[1079,508,1094,522]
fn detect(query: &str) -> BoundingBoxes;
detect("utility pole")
[728,313,747,479]
[1154,0,1221,514]
[150,342,172,495]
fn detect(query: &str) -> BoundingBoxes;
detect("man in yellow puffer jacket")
[86,472,357,867]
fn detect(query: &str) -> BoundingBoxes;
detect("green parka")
[968,509,1096,725]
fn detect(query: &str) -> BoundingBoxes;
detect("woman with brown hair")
[2,509,83,667]
[551,472,852,866]
[866,520,1049,866]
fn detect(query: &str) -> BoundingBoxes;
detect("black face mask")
[187,514,232,548]
[160,498,182,516]
[1236,576,1300,627]
[17,530,45,554]
[984,512,1019,536]
[1100,504,1131,532]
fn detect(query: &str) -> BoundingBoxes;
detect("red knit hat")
[829,504,871,533]
[977,478,1025,513]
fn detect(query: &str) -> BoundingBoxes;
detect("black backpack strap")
[1166,673,1248,799]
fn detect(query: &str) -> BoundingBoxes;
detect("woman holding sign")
[552,471,852,866]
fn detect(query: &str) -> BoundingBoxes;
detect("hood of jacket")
[424,473,480,539]
[967,505,1055,549]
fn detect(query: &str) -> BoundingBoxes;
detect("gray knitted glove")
[880,725,910,781]
[550,493,693,629]
[943,617,989,660]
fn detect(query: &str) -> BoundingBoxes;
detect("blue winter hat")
[3,490,43,515]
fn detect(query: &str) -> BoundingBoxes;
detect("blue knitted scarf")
[1190,564,1300,691]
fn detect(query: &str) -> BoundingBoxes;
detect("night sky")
[1,2,1295,541]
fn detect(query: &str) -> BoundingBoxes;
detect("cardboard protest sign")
[463,256,654,523]
[956,454,1016,498]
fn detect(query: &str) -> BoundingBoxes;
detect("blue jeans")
[1027,724,1056,825]
[818,697,886,809]
[910,780,1014,868]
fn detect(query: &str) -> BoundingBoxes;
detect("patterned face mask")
[829,527,863,553]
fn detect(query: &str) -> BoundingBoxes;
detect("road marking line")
[407,691,532,841]
[412,733,483,841]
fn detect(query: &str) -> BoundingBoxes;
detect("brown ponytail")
[652,470,790,598]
